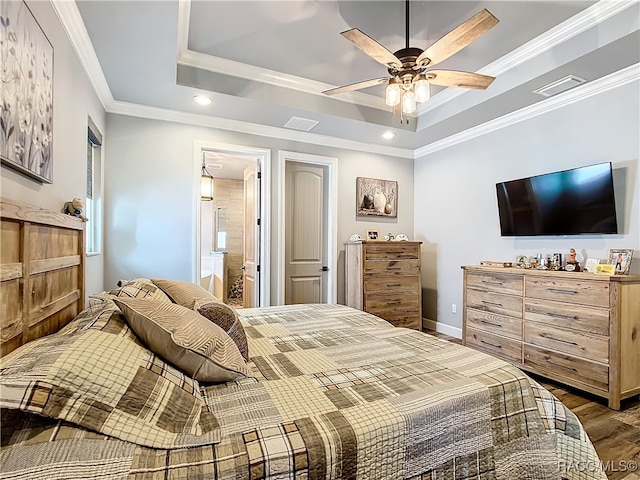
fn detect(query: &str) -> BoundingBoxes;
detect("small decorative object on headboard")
[62,198,88,222]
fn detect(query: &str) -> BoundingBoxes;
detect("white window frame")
[86,117,103,255]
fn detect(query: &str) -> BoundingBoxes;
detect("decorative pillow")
[0,314,220,449]
[109,278,172,303]
[197,302,249,361]
[113,298,251,383]
[151,278,221,309]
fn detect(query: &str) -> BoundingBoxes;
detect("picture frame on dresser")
[366,229,380,241]
[583,257,600,273]
[608,248,633,275]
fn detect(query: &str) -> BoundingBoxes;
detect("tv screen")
[496,162,618,236]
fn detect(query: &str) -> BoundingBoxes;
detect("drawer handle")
[386,267,402,271]
[481,301,503,308]
[543,334,578,346]
[386,301,402,305]
[480,339,502,349]
[547,312,579,321]
[480,320,502,328]
[386,283,401,287]
[545,359,577,372]
[547,288,578,295]
[482,280,504,286]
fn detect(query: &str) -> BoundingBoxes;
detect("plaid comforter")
[1,303,606,479]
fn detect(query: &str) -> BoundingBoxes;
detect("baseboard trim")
[422,319,462,339]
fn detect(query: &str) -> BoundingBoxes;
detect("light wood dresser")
[345,241,422,330]
[462,265,640,409]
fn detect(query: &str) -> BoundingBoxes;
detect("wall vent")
[533,75,587,97]
[284,116,319,131]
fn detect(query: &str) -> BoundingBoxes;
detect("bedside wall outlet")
[451,304,457,314]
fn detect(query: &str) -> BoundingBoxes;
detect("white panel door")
[243,161,260,307]
[285,162,327,304]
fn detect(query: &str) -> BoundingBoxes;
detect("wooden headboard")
[1,197,85,356]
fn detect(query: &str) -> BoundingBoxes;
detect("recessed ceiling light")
[382,131,396,140]
[193,94,212,106]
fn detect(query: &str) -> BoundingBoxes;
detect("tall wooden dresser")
[462,265,640,409]
[345,241,422,330]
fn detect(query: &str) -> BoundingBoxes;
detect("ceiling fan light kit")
[324,1,499,123]
[385,78,401,106]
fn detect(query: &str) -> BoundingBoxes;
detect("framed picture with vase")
[356,177,397,218]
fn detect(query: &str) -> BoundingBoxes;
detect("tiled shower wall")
[212,178,244,294]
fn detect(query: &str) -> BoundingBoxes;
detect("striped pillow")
[152,279,221,310]
[113,297,250,383]
[197,302,249,361]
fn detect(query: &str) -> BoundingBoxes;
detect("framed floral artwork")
[0,1,54,183]
[356,177,397,218]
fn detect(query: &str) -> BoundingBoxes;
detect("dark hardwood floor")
[424,329,640,480]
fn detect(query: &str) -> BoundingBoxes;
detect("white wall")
[414,79,640,333]
[0,1,106,299]
[104,114,415,303]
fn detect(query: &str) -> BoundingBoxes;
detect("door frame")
[193,140,271,307]
[276,151,337,305]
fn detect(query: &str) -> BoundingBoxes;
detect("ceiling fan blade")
[417,9,499,67]
[323,77,389,96]
[427,70,495,89]
[341,28,402,69]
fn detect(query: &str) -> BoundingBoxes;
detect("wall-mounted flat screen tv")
[496,162,618,236]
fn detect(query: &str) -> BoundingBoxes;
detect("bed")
[0,198,607,479]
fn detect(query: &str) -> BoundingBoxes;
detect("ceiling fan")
[323,1,499,117]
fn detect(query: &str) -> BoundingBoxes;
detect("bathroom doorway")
[194,141,271,307]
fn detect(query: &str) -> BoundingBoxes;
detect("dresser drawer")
[364,276,420,295]
[465,328,522,363]
[465,310,522,340]
[364,243,419,260]
[365,294,420,312]
[466,271,523,296]
[523,345,609,392]
[380,313,421,330]
[525,277,609,308]
[365,297,421,331]
[364,259,420,275]
[524,299,609,336]
[524,322,609,363]
[466,288,523,319]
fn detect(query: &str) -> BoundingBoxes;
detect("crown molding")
[53,0,636,162]
[108,101,415,159]
[418,0,637,114]
[51,0,114,110]
[176,0,387,111]
[54,0,408,157]
[415,63,640,158]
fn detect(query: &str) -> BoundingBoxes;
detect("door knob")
[321,266,329,272]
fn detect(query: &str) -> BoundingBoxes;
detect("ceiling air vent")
[533,75,587,97]
[284,116,319,132]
